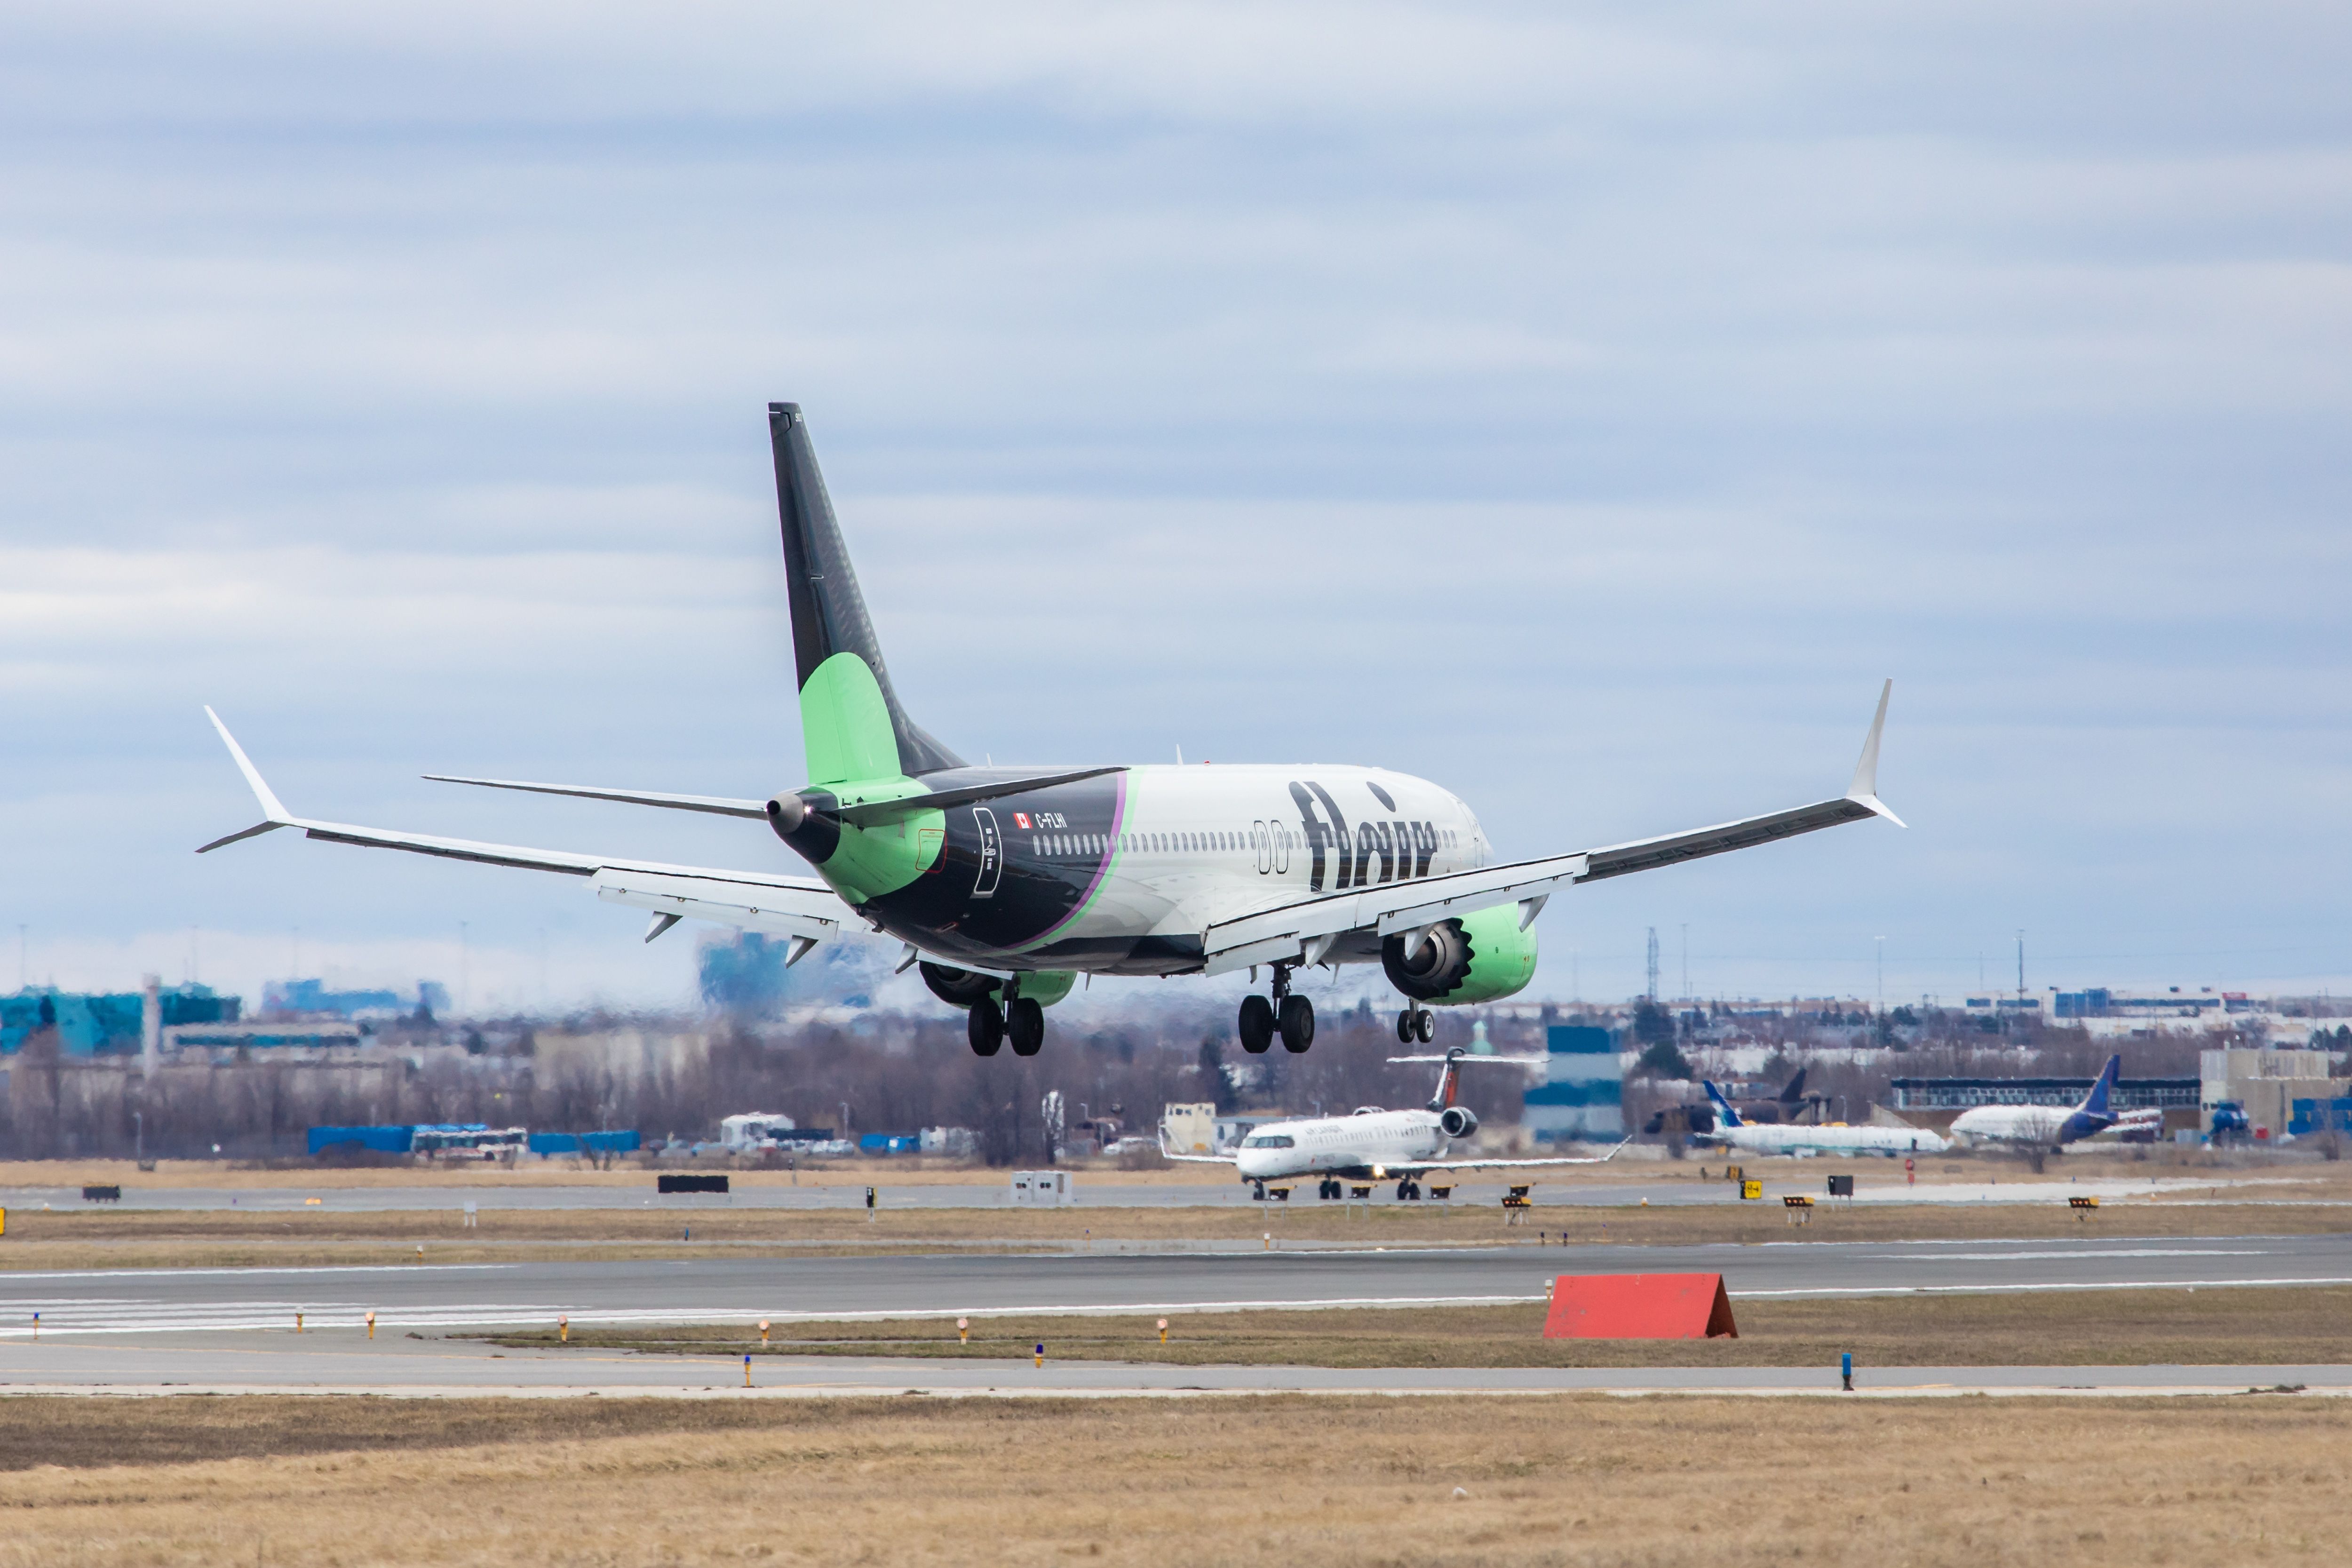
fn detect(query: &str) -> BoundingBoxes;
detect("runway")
[0,1332,2344,1401]
[3,1233,2346,1338]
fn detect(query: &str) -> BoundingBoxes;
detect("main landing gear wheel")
[968,1000,1004,1057]
[1278,995,1315,1053]
[1238,995,1276,1054]
[1007,996,1046,1057]
[1413,1008,1434,1044]
[1396,1179,1421,1201]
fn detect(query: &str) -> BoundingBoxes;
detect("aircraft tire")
[1238,995,1276,1054]
[1278,995,1315,1052]
[1413,1008,1435,1044]
[968,1001,1004,1057]
[1007,997,1045,1056]
[1395,1010,1414,1044]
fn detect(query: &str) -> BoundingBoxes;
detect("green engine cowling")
[919,963,1077,1010]
[1379,904,1538,1005]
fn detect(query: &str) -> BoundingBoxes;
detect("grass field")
[0,1393,2344,1566]
[489,1284,2352,1368]
[2,1195,2347,1273]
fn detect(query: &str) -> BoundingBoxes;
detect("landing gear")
[1238,995,1276,1054]
[1240,967,1316,1053]
[968,1000,1004,1056]
[1395,1007,1434,1044]
[1278,995,1315,1053]
[1007,996,1045,1057]
[1396,1179,1422,1201]
[1317,1178,1341,1200]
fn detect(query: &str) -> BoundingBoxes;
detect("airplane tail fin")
[768,404,963,781]
[2080,1053,2121,1118]
[1778,1067,1808,1104]
[1702,1081,1744,1129]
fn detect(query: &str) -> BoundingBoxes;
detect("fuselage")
[828,764,1490,975]
[1948,1104,2111,1148]
[1700,1122,1948,1158]
[1233,1108,1461,1182]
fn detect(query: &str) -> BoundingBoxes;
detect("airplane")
[1946,1054,2122,1153]
[1698,1081,1949,1158]
[1645,1065,1817,1134]
[199,402,1903,1058]
[1158,1046,1627,1199]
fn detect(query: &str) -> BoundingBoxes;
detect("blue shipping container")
[528,1130,642,1155]
[858,1132,921,1154]
[307,1125,413,1155]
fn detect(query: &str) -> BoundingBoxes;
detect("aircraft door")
[1252,820,1270,875]
[971,807,1003,898]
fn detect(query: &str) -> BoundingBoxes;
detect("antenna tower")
[1645,927,1660,1003]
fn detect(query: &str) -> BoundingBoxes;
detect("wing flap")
[591,868,849,942]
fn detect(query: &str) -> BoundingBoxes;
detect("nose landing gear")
[1239,964,1316,1053]
[1394,1006,1434,1044]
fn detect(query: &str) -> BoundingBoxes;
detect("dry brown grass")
[495,1284,2352,1369]
[0,1393,2345,1566]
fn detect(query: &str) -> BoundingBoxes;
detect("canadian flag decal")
[1013,812,1032,829]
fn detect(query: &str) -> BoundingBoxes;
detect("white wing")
[197,708,855,948]
[1398,1141,1631,1175]
[1203,682,1899,975]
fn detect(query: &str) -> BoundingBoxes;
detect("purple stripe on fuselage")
[1017,771,1128,954]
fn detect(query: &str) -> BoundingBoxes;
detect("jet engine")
[920,962,1079,1010]
[919,961,998,1009]
[1438,1105,1479,1139]
[1381,906,1538,1004]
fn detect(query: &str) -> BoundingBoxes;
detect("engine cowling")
[919,962,998,1009]
[1380,905,1539,1004]
[1438,1105,1479,1139]
[919,962,1079,1010]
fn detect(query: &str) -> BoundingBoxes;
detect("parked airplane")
[1159,1046,1625,1198]
[1645,1066,1818,1134]
[1698,1082,1949,1158]
[1947,1055,2122,1152]
[200,403,1902,1058]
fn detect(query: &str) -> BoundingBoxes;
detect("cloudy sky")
[5,3,2349,1015]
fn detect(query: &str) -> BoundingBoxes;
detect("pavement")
[2,1172,2312,1213]
[2,1234,2347,1340]
[0,1332,2343,1400]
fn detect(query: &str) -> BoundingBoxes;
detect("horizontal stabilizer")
[425,775,769,820]
[829,766,1127,826]
[1386,1054,1551,1069]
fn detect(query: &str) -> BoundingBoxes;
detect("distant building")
[1523,1024,1623,1143]
[2201,1049,2350,1140]
[2,985,238,1056]
[1890,1076,2200,1113]
[262,979,445,1019]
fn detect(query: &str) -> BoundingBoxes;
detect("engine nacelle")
[1438,1105,1479,1139]
[919,962,1077,1010]
[1380,905,1539,1004]
[919,961,998,1009]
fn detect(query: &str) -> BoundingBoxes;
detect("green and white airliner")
[201,403,1902,1058]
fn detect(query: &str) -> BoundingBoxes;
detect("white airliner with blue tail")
[1699,1081,1949,1158]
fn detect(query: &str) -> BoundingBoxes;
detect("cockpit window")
[1241,1133,1295,1148]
